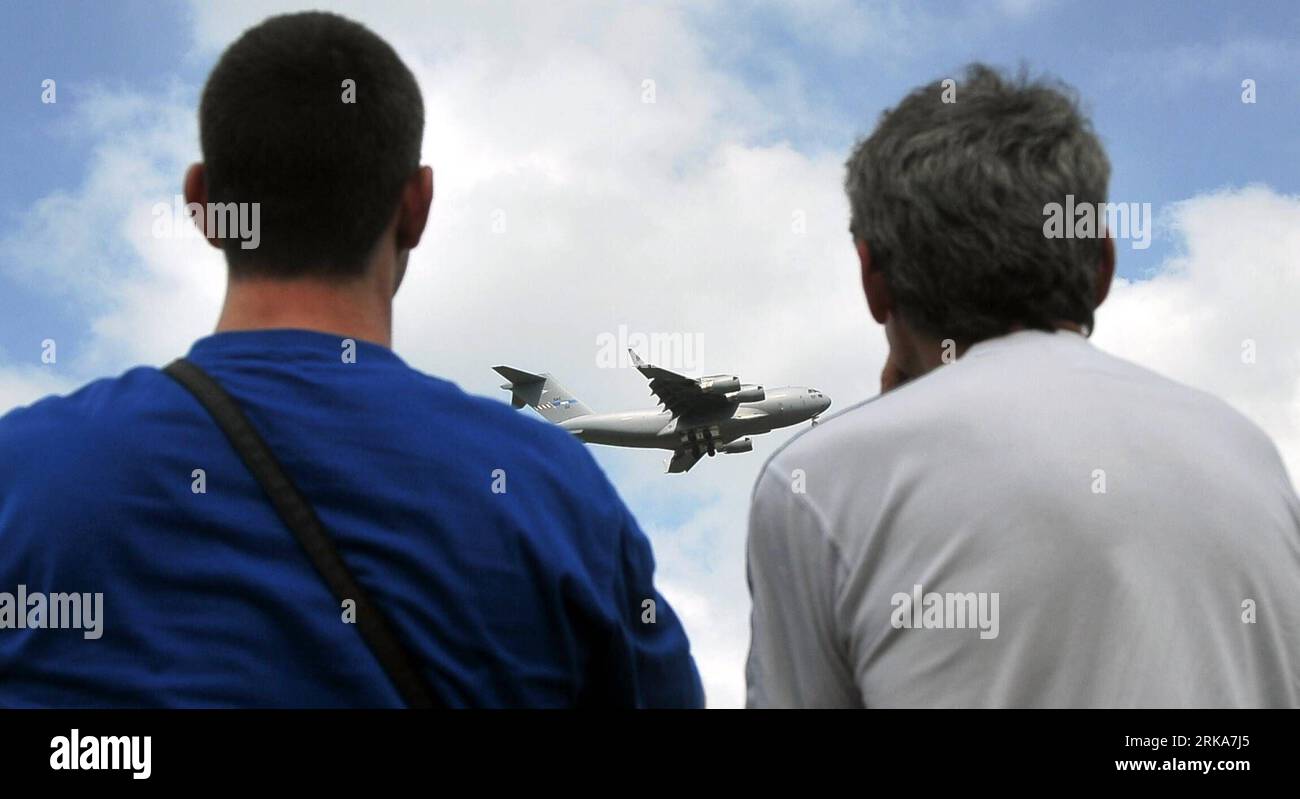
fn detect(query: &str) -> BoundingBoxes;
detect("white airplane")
[494,350,831,473]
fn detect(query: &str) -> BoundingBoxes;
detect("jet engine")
[698,375,741,394]
[725,385,765,403]
[720,437,753,454]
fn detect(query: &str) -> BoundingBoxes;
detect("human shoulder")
[0,366,166,447]
[403,369,625,514]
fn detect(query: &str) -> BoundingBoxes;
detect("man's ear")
[1095,236,1116,309]
[395,166,434,251]
[856,238,892,325]
[183,163,223,250]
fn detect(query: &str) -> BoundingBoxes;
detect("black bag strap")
[164,357,436,709]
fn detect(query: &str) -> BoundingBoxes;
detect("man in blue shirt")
[0,11,702,708]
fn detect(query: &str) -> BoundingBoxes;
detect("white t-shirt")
[747,329,1300,707]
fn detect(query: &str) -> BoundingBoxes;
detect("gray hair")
[844,64,1111,342]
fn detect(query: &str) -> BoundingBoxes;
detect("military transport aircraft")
[493,350,831,473]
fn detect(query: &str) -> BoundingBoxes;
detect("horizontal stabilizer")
[493,365,545,386]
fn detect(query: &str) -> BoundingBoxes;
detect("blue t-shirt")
[0,329,703,707]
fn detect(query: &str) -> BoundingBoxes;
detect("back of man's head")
[200,12,424,279]
[844,64,1110,344]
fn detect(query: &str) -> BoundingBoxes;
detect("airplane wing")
[666,447,705,474]
[629,349,732,419]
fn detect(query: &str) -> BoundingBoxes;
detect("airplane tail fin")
[492,365,593,423]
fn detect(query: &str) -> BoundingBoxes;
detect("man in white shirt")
[746,64,1300,708]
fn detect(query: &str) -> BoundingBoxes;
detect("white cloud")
[2,1,1298,709]
[740,0,1050,59]
[1093,185,1300,483]
[0,83,225,375]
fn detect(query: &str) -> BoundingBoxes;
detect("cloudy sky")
[2,0,1298,706]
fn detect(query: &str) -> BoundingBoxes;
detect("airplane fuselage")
[559,386,827,450]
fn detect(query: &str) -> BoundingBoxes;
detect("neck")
[895,321,1085,378]
[215,270,394,348]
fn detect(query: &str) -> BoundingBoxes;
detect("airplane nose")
[819,393,832,412]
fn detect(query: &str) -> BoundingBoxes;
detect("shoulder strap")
[163,357,437,709]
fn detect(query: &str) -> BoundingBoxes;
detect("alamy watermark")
[890,583,999,639]
[0,585,103,639]
[152,194,261,250]
[50,729,150,780]
[1043,194,1151,250]
[596,325,703,371]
